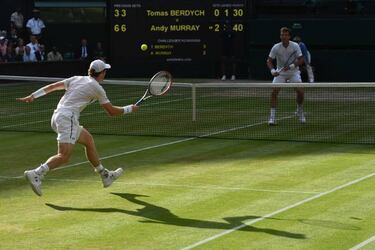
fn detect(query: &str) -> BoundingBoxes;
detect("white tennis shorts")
[273,73,302,83]
[51,110,83,144]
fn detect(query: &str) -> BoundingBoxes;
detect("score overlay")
[108,0,246,76]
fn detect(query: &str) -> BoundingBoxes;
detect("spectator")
[10,8,24,34]
[47,46,63,61]
[0,30,7,38]
[15,38,25,62]
[0,36,7,58]
[26,9,46,38]
[26,35,42,61]
[77,38,90,60]
[7,27,19,47]
[23,45,37,62]
[3,44,16,62]
[39,44,46,61]
[93,42,105,60]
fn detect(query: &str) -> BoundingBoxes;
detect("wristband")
[32,89,46,99]
[270,69,277,75]
[123,105,133,114]
[289,64,296,70]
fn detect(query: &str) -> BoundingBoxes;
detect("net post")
[192,83,196,121]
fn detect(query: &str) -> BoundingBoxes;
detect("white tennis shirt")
[56,76,110,114]
[269,41,302,74]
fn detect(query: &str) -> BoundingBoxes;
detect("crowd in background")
[0,8,106,64]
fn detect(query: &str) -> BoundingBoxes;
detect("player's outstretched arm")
[101,103,139,117]
[16,81,65,103]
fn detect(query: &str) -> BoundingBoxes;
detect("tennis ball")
[141,44,148,51]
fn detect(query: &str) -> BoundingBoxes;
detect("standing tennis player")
[267,27,305,125]
[17,59,139,196]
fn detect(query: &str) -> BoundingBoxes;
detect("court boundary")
[349,235,375,250]
[181,172,375,250]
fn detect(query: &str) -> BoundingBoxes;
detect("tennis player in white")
[267,27,305,125]
[17,59,139,196]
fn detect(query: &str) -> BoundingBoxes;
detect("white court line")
[349,235,375,250]
[40,178,319,195]
[0,176,321,194]
[58,137,196,170]
[0,176,319,194]
[181,172,375,250]
[0,137,195,178]
[7,115,294,179]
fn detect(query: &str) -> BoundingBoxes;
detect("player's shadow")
[46,192,305,239]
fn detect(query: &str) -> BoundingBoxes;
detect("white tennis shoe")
[295,109,306,124]
[299,113,306,123]
[101,168,124,188]
[268,116,276,126]
[24,170,43,196]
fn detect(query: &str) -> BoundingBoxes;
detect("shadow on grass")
[46,192,305,239]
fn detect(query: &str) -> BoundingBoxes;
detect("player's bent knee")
[78,129,95,146]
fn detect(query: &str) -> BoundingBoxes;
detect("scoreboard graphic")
[108,0,247,76]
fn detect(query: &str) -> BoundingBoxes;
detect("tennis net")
[1,75,375,144]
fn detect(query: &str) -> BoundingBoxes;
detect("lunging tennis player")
[17,59,139,196]
[267,27,305,125]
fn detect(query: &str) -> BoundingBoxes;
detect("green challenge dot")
[141,44,148,51]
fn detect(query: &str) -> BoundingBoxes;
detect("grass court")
[1,129,375,249]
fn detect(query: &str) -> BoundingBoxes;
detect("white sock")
[35,163,49,175]
[95,164,106,175]
[270,108,276,118]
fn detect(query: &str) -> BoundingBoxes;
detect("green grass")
[0,131,374,249]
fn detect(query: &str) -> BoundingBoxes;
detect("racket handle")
[135,98,144,106]
[135,95,151,106]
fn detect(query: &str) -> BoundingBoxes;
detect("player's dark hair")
[280,27,291,36]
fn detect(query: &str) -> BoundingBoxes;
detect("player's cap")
[89,59,111,73]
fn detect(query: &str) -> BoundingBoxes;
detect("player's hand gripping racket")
[135,71,173,106]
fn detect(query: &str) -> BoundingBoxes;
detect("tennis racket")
[135,71,173,106]
[277,50,297,73]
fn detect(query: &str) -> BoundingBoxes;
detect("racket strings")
[150,74,171,95]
